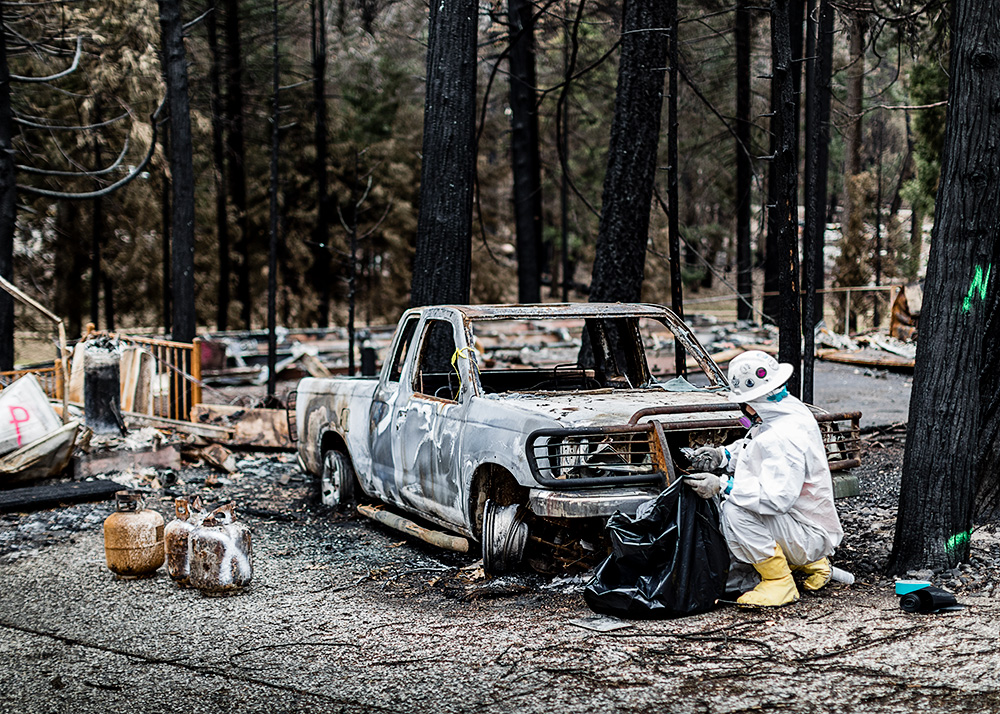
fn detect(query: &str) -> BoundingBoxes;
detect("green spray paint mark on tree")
[945,529,971,552]
[961,265,991,312]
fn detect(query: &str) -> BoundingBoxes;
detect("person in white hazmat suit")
[684,350,844,607]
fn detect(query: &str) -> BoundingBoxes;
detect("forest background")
[0,0,948,360]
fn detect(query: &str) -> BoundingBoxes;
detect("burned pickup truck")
[290,304,860,573]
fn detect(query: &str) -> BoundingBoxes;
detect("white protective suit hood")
[723,393,844,560]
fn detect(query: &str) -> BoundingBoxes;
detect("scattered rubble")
[191,403,292,448]
[1,430,998,601]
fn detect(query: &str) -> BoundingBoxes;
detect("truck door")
[368,315,419,501]
[397,317,468,527]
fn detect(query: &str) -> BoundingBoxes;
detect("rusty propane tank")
[189,502,252,594]
[164,497,206,586]
[103,490,165,577]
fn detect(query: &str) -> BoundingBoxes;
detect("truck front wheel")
[482,499,529,574]
[319,450,356,508]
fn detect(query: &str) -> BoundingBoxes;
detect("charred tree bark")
[307,0,332,327]
[802,0,833,403]
[735,0,753,322]
[161,125,171,334]
[762,63,779,323]
[157,0,196,344]
[91,106,105,329]
[508,0,543,304]
[103,272,115,332]
[0,3,14,370]
[589,0,669,305]
[891,0,1000,572]
[769,0,801,394]
[54,201,85,339]
[410,0,478,307]
[224,0,253,328]
[90,179,103,327]
[347,154,360,376]
[267,0,280,398]
[816,1,834,307]
[667,0,683,373]
[207,8,231,331]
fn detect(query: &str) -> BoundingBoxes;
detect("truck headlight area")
[526,425,668,489]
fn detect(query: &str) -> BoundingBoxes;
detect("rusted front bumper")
[528,486,659,518]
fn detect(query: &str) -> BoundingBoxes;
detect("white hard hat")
[726,350,793,403]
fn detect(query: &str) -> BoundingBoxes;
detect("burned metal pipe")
[829,458,861,472]
[357,504,470,553]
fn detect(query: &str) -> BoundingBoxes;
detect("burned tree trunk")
[508,0,543,304]
[207,8,231,331]
[266,0,280,398]
[768,0,801,393]
[890,0,1000,572]
[224,0,253,328]
[161,125,172,334]
[157,0,196,344]
[410,0,478,307]
[90,172,104,328]
[802,0,834,403]
[54,201,86,339]
[91,108,105,329]
[0,4,14,370]
[735,0,753,322]
[589,0,669,305]
[307,0,332,327]
[667,0,683,373]
[815,0,834,312]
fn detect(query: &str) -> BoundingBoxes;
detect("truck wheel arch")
[319,429,349,461]
[470,463,527,539]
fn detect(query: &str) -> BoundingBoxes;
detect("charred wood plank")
[0,479,120,513]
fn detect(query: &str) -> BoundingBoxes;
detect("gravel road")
[811,361,912,430]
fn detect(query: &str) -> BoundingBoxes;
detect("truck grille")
[526,424,668,489]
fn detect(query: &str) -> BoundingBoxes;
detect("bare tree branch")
[9,36,81,83]
[13,108,129,131]
[16,101,164,200]
[183,7,213,31]
[358,202,393,241]
[17,136,131,177]
[861,99,948,114]
[536,40,621,101]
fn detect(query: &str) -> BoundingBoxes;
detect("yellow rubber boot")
[796,558,832,591]
[737,544,799,607]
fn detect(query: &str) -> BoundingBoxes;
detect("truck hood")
[480,387,738,428]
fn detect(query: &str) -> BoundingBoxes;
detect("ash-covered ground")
[1,428,1000,714]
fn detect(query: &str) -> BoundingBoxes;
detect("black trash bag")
[584,479,729,618]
